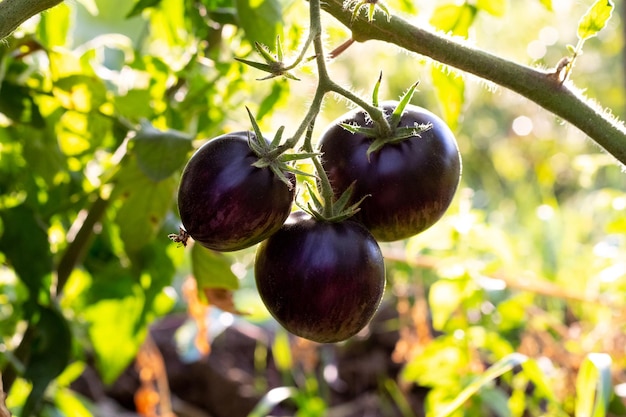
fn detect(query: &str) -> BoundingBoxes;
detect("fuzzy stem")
[321,0,626,167]
[0,0,63,40]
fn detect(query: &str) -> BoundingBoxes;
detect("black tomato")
[177,132,295,251]
[255,211,386,343]
[319,102,461,242]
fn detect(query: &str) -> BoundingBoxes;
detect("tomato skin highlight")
[319,102,461,242]
[255,211,386,343]
[177,132,295,252]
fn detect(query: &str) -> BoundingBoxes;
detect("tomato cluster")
[176,102,460,343]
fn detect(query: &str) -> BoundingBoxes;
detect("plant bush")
[0,0,624,416]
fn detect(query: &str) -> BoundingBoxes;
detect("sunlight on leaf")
[82,275,146,384]
[575,353,613,417]
[37,3,71,48]
[114,159,178,253]
[127,0,162,18]
[430,4,477,37]
[428,279,465,330]
[476,0,507,17]
[577,0,614,42]
[235,0,284,48]
[431,67,464,132]
[54,388,93,417]
[272,329,293,372]
[539,0,553,11]
[402,337,468,388]
[436,353,528,417]
[191,244,240,292]
[132,120,193,181]
[257,81,291,121]
[247,387,299,417]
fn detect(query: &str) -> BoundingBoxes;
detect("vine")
[319,0,626,166]
[0,0,623,166]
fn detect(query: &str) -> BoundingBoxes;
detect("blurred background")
[0,0,625,416]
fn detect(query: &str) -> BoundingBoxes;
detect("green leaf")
[608,393,626,416]
[430,4,477,37]
[539,0,553,11]
[75,0,99,15]
[127,0,162,18]
[476,0,507,17]
[428,279,465,330]
[575,353,613,417]
[22,126,68,187]
[519,359,558,402]
[257,81,290,121]
[113,89,154,119]
[247,387,299,417]
[54,388,93,417]
[114,159,178,254]
[82,274,146,384]
[0,83,45,127]
[0,206,52,297]
[235,0,284,47]
[401,336,468,387]
[37,2,71,48]
[437,353,528,417]
[132,120,193,181]
[577,0,614,42]
[479,386,511,417]
[431,67,465,132]
[191,244,239,292]
[390,0,417,15]
[54,75,109,113]
[21,305,72,417]
[271,329,293,372]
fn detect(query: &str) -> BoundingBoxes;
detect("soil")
[71,301,429,417]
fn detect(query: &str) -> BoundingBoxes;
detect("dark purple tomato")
[177,132,295,251]
[319,101,461,242]
[255,211,385,343]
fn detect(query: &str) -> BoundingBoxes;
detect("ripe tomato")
[319,102,461,241]
[177,132,295,251]
[255,211,385,343]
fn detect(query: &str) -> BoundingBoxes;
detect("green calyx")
[246,108,316,189]
[297,180,369,223]
[235,36,301,81]
[341,78,432,157]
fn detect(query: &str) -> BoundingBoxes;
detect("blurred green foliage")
[0,0,624,416]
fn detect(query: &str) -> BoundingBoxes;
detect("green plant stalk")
[0,0,63,40]
[296,0,345,218]
[321,0,626,167]
[55,194,110,294]
[4,0,626,165]
[280,0,397,216]
[278,0,393,154]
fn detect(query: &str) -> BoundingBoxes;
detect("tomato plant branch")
[0,0,63,40]
[279,0,395,153]
[55,194,110,295]
[320,0,626,167]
